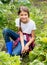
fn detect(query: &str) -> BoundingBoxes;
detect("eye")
[25,14,28,16]
[20,14,23,16]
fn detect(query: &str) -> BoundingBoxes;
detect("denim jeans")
[2,28,27,55]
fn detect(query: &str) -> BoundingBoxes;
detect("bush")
[1,0,11,3]
[0,51,21,65]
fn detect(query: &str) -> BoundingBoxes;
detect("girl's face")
[19,11,29,23]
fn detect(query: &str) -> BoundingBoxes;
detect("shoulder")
[28,19,36,27]
[15,18,20,27]
[29,19,36,30]
[29,19,36,25]
[29,19,35,26]
[15,18,20,23]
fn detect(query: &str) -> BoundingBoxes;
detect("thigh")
[12,41,22,55]
[7,29,20,40]
[12,40,27,55]
[3,28,20,41]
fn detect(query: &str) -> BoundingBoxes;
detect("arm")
[19,31,24,48]
[26,30,35,46]
[15,18,25,53]
[24,30,35,52]
[18,27,25,53]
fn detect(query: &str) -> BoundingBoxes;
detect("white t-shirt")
[15,18,36,40]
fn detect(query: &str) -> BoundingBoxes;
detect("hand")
[21,46,25,54]
[24,44,29,52]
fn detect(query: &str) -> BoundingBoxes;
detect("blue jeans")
[3,28,27,55]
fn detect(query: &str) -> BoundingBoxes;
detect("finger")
[21,50,25,54]
[25,50,27,53]
[23,50,25,53]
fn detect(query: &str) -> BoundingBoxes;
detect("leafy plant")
[0,51,21,65]
[29,59,44,65]
[29,51,38,62]
[1,0,11,3]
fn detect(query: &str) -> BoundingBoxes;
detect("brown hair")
[18,6,30,17]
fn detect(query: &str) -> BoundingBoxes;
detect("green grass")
[0,1,47,65]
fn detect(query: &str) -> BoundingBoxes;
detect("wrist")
[26,43,29,47]
[22,45,24,48]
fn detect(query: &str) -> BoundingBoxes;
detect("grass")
[0,1,47,65]
[21,55,30,65]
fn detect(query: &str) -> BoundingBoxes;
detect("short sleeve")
[15,18,20,27]
[32,21,36,30]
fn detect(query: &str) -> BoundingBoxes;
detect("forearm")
[26,37,35,46]
[17,27,24,47]
[26,30,35,46]
[19,31,24,47]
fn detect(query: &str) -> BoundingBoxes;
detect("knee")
[2,28,8,35]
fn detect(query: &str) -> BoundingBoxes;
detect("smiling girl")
[3,6,36,55]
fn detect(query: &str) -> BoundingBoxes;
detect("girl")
[3,6,36,55]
